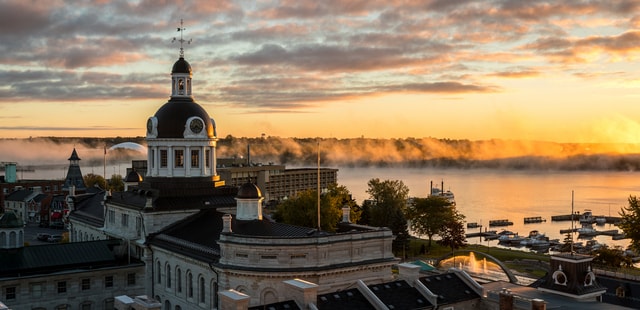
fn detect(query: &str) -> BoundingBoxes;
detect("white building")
[67,46,398,310]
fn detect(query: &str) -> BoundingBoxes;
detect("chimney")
[223,214,233,233]
[341,206,350,223]
[219,289,250,310]
[499,288,513,310]
[397,262,421,284]
[283,279,318,309]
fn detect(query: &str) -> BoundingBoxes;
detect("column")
[167,146,173,177]
[185,146,191,177]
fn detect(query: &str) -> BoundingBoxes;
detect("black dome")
[237,182,262,199]
[153,98,215,138]
[125,170,143,182]
[172,57,192,74]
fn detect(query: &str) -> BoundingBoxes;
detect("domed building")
[67,44,397,310]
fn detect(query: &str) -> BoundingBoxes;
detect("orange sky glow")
[1,1,640,145]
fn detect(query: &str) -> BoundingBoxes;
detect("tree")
[363,178,410,254]
[406,196,454,249]
[592,245,633,268]
[437,208,467,254]
[272,184,357,232]
[619,195,640,253]
[83,173,106,189]
[108,174,124,192]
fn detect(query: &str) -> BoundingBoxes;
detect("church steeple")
[63,148,87,193]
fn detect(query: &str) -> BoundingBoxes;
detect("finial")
[171,19,192,58]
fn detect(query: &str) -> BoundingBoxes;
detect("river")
[336,166,639,250]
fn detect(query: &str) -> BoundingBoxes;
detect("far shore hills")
[2,136,640,171]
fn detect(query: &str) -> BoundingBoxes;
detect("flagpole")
[104,145,107,190]
[317,139,321,231]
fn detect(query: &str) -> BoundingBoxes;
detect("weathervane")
[172,19,192,58]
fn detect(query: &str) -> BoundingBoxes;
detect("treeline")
[7,136,640,171]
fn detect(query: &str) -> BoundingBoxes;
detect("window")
[175,150,184,167]
[57,281,67,294]
[166,264,172,288]
[105,276,113,288]
[5,286,16,300]
[199,277,205,303]
[108,210,115,224]
[121,213,129,227]
[31,283,43,298]
[160,150,168,167]
[157,261,162,284]
[81,278,91,290]
[205,149,210,168]
[136,216,142,236]
[177,268,182,293]
[80,301,92,310]
[127,273,136,286]
[191,150,199,168]
[187,272,193,298]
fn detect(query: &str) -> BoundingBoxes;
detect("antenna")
[172,19,192,58]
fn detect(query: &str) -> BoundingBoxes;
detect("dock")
[489,219,513,227]
[467,222,482,229]
[523,216,546,224]
[551,214,621,224]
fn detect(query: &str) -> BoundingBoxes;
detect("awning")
[51,212,62,219]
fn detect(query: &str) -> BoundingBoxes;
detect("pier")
[551,214,621,224]
[489,219,513,227]
[523,216,546,224]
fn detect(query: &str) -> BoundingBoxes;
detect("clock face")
[190,119,203,133]
[147,118,153,133]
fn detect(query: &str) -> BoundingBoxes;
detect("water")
[19,164,638,250]
[336,166,639,250]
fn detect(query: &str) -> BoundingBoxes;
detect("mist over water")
[2,137,638,249]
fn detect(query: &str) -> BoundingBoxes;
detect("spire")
[172,19,192,58]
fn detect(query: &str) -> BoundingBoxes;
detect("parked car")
[37,233,52,241]
[47,235,63,243]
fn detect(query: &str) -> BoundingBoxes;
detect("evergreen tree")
[619,195,640,253]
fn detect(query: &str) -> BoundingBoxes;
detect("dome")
[237,182,262,199]
[125,170,143,182]
[152,99,215,138]
[172,57,192,74]
[0,211,23,228]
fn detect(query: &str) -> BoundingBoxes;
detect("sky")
[1,0,640,143]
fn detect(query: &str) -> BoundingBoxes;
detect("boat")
[498,232,525,246]
[429,180,456,206]
[579,209,595,224]
[489,219,513,227]
[595,217,606,225]
[485,229,513,240]
[520,230,548,247]
[577,222,598,237]
[524,216,546,224]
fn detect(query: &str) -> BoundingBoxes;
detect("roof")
[125,169,143,182]
[419,272,481,305]
[152,98,215,139]
[68,148,81,161]
[368,280,433,309]
[5,189,33,201]
[248,300,300,310]
[68,190,106,227]
[0,211,23,228]
[172,56,192,74]
[0,239,138,278]
[237,182,262,199]
[317,288,375,310]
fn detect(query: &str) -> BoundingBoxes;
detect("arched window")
[187,272,193,298]
[164,300,171,310]
[9,231,16,247]
[199,276,205,303]
[166,264,172,288]
[0,231,6,247]
[176,268,182,293]
[211,280,218,307]
[157,261,162,284]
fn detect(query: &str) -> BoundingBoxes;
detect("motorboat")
[520,230,548,247]
[577,222,598,237]
[498,232,525,245]
[579,209,595,224]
